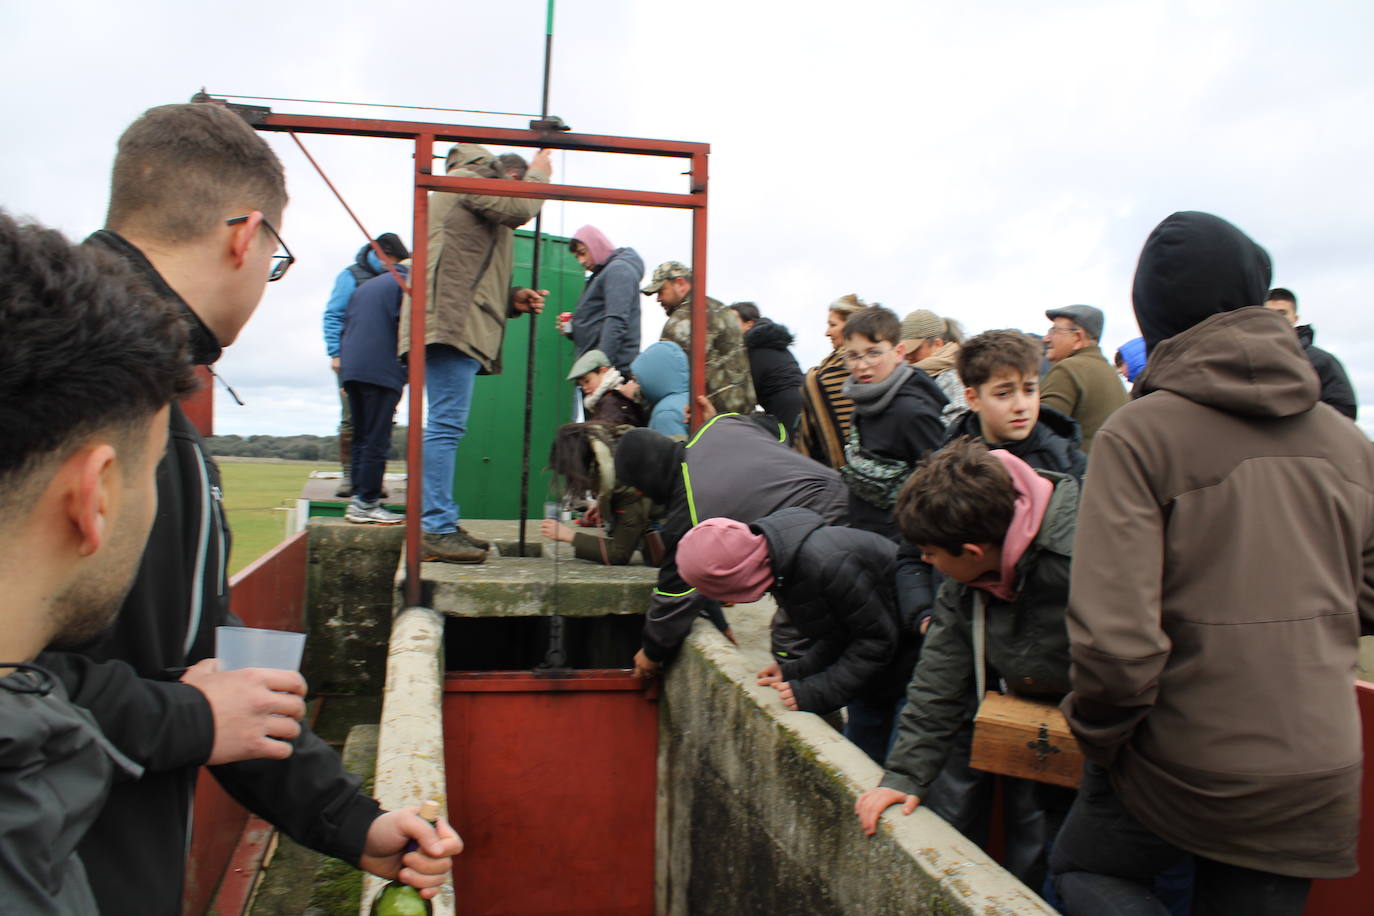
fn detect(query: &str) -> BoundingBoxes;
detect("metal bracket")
[1026,723,1062,765]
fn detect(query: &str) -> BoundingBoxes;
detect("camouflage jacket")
[660,294,757,415]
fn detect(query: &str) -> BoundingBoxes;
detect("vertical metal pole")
[688,150,709,431]
[517,0,557,556]
[404,134,433,609]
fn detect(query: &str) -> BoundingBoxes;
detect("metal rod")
[404,135,434,609]
[689,151,709,431]
[520,0,556,560]
[287,132,411,296]
[211,93,537,119]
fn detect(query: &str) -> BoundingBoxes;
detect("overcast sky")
[5,0,1373,436]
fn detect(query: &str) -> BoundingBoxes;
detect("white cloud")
[4,0,1372,434]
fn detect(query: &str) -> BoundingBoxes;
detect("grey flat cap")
[1045,304,1104,341]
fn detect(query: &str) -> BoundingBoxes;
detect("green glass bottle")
[369,799,441,916]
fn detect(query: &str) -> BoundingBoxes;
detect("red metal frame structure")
[211,99,710,606]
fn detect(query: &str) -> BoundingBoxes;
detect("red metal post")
[404,135,433,609]
[688,150,709,430]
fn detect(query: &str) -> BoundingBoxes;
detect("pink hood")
[572,225,615,268]
[971,449,1053,601]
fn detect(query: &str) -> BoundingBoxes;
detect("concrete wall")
[658,624,1057,916]
[360,606,454,916]
[304,517,403,695]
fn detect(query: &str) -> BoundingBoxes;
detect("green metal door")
[450,229,583,519]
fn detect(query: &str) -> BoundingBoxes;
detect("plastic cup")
[543,501,560,520]
[216,626,305,672]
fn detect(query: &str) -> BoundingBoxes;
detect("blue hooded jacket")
[631,341,689,437]
[571,246,644,374]
[323,247,385,357]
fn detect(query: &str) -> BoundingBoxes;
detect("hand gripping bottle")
[369,800,441,916]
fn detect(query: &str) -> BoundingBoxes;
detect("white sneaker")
[345,502,404,525]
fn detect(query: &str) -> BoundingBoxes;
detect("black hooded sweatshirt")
[942,404,1087,481]
[1295,324,1357,420]
[38,231,380,916]
[743,318,804,435]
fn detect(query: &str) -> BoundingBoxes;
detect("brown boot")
[457,526,491,551]
[421,531,486,564]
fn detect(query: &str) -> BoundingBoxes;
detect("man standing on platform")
[401,144,551,564]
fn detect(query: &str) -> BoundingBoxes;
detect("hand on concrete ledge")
[854,787,920,836]
[632,649,661,679]
[756,663,782,686]
[361,807,464,896]
[181,659,307,765]
[771,680,799,710]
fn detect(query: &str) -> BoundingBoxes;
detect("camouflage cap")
[641,260,692,295]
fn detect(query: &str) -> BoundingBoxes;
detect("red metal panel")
[404,134,433,608]
[443,670,657,916]
[182,530,309,915]
[1304,680,1374,915]
[182,366,215,437]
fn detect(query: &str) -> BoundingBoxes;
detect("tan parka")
[399,143,547,374]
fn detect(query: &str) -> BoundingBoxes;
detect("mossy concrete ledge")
[403,550,658,618]
[359,606,454,916]
[305,517,404,695]
[657,623,1057,916]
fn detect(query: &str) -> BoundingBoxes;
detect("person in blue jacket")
[631,340,689,437]
[340,264,410,524]
[322,233,409,495]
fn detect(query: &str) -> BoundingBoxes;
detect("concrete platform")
[402,519,659,618]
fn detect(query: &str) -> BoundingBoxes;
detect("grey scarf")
[842,363,914,417]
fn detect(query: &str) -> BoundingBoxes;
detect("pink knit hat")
[677,518,775,603]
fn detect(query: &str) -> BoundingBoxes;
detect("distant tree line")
[206,427,408,461]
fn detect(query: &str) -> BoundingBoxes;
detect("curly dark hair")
[956,329,1042,390]
[894,437,1015,553]
[0,211,198,498]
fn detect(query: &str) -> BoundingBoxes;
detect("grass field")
[217,461,331,576]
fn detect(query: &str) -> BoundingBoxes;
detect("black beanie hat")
[1132,211,1272,355]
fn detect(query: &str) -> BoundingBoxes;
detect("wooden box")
[969,692,1083,789]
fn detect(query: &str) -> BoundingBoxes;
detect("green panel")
[451,228,582,519]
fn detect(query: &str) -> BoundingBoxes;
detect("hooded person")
[400,142,551,564]
[678,511,920,764]
[567,225,644,375]
[1051,211,1374,915]
[630,341,690,437]
[1113,336,1147,383]
[615,416,850,678]
[729,302,805,438]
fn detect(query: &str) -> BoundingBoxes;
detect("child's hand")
[854,787,920,836]
[771,680,798,710]
[756,663,782,686]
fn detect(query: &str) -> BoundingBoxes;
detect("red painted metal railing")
[1304,680,1374,915]
[182,529,308,916]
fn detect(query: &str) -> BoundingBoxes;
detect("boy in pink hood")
[567,224,644,375]
[854,437,1078,889]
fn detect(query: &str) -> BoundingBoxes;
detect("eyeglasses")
[226,215,295,282]
[1046,325,1081,337]
[843,345,895,366]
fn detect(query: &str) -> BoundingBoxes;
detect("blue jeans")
[844,695,905,765]
[422,344,481,534]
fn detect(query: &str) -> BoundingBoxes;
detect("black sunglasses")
[226,215,294,282]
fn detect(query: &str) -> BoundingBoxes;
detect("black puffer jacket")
[942,404,1087,481]
[881,471,1077,798]
[1296,325,1357,420]
[755,507,920,713]
[743,318,804,435]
